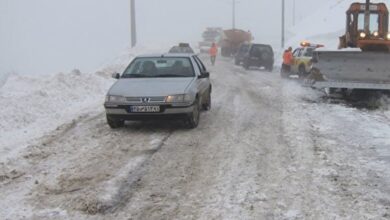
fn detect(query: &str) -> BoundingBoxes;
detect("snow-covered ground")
[1,53,390,219]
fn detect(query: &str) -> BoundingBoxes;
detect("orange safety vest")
[283,51,293,65]
[209,46,218,56]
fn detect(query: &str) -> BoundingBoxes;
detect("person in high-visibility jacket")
[281,47,293,78]
[209,43,218,66]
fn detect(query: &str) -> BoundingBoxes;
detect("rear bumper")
[104,104,194,121]
[245,59,273,67]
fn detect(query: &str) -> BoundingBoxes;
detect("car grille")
[125,96,166,104]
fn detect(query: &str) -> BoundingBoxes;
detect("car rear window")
[122,57,195,78]
[252,45,273,54]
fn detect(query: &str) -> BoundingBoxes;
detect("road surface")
[1,56,390,220]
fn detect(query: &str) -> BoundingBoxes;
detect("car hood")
[108,77,195,97]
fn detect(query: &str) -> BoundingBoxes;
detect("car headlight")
[165,94,192,103]
[360,32,367,38]
[106,95,126,102]
[373,31,379,37]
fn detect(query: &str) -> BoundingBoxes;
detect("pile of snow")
[287,0,386,49]
[0,45,167,162]
[0,70,114,162]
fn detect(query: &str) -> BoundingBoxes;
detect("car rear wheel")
[186,98,200,129]
[106,115,124,129]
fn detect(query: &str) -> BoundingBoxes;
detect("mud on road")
[1,57,390,220]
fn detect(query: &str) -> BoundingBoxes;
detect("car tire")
[298,65,307,79]
[106,115,124,129]
[186,98,200,129]
[202,89,211,111]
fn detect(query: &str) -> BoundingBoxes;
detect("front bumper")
[104,103,194,121]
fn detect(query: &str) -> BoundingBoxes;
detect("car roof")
[136,53,195,58]
[298,46,317,49]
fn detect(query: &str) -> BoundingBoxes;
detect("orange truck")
[220,29,253,57]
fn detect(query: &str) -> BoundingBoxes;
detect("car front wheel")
[202,90,211,111]
[298,65,307,79]
[106,115,124,129]
[186,98,200,129]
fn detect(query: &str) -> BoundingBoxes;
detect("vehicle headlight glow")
[360,32,367,38]
[165,94,192,103]
[107,95,126,102]
[387,33,390,40]
[373,31,379,37]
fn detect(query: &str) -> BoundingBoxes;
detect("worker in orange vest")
[209,43,218,66]
[281,47,293,78]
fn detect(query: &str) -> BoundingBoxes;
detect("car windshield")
[251,45,273,57]
[122,57,195,78]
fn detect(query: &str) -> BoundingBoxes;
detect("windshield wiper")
[154,74,191,77]
[122,74,152,78]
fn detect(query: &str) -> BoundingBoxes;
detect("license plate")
[130,106,160,113]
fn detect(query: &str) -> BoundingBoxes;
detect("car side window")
[293,49,300,57]
[193,56,207,72]
[192,56,203,73]
[304,48,314,57]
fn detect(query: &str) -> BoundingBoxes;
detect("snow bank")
[0,70,114,162]
[0,45,166,162]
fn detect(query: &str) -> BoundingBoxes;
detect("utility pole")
[293,0,296,26]
[130,0,137,47]
[281,0,285,48]
[232,0,236,29]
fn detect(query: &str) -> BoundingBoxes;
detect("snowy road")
[1,56,390,219]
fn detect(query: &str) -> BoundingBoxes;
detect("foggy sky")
[0,0,330,75]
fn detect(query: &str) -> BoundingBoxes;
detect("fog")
[0,0,330,75]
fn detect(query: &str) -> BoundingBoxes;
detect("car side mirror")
[198,71,210,79]
[112,73,120,79]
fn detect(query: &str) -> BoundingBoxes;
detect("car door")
[292,48,302,73]
[302,47,314,72]
[193,56,210,101]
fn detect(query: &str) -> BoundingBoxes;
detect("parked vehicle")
[220,29,252,57]
[241,44,274,71]
[290,42,324,78]
[308,1,390,91]
[104,54,212,129]
[234,43,250,65]
[168,43,195,54]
